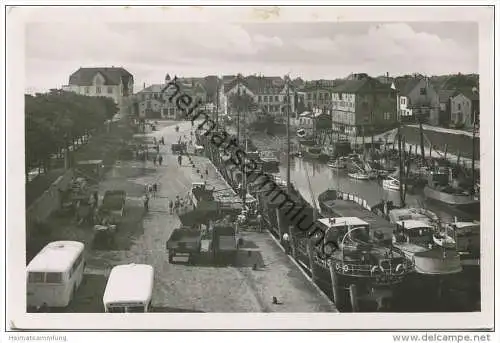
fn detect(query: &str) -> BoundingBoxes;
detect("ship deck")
[324,199,395,241]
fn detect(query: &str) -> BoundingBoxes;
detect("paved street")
[45,120,336,313]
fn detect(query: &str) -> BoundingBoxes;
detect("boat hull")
[393,244,463,275]
[348,173,369,180]
[423,186,480,212]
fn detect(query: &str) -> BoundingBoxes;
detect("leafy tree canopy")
[25,90,118,173]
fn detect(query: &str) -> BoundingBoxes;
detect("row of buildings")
[60,67,480,135]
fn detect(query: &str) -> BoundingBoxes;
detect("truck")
[211,221,243,260]
[100,190,126,224]
[171,142,187,154]
[166,227,202,264]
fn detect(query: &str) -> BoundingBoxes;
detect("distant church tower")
[165,73,171,84]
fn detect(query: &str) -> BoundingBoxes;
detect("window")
[85,87,90,94]
[263,96,268,102]
[258,95,262,102]
[146,101,151,109]
[458,104,461,111]
[28,272,45,283]
[96,86,101,94]
[420,88,426,95]
[339,93,343,100]
[141,94,145,101]
[107,87,113,94]
[45,272,63,284]
[275,95,279,102]
[70,253,83,277]
[108,307,126,313]
[307,94,311,100]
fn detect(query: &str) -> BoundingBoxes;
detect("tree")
[24,90,119,176]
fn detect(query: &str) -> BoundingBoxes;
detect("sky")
[25,20,478,94]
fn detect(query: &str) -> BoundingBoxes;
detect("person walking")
[153,155,157,166]
[177,154,182,166]
[282,232,290,254]
[256,213,263,233]
[143,193,150,212]
[158,155,163,166]
[152,183,157,198]
[169,199,174,214]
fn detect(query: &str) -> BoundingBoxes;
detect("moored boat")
[328,157,348,169]
[423,169,480,214]
[382,176,404,191]
[348,171,370,180]
[295,216,411,310]
[391,219,462,275]
[445,219,480,267]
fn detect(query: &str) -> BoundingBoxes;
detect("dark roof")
[437,89,458,103]
[455,88,480,101]
[330,77,387,94]
[224,75,288,94]
[68,67,133,86]
[392,77,422,96]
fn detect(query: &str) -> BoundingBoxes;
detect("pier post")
[349,284,359,312]
[275,208,283,242]
[329,261,344,309]
[288,225,297,258]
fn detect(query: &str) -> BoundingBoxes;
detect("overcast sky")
[25,21,478,93]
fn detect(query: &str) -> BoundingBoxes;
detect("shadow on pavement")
[172,250,265,269]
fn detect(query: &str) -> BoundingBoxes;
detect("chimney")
[143,82,146,89]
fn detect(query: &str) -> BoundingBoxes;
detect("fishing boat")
[259,150,280,173]
[348,171,370,180]
[390,218,462,275]
[302,145,322,159]
[444,219,480,267]
[382,176,404,191]
[423,168,480,213]
[328,157,348,169]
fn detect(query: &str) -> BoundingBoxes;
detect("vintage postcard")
[3,3,496,333]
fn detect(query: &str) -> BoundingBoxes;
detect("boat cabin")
[394,220,434,246]
[447,221,480,254]
[388,208,437,226]
[317,217,371,245]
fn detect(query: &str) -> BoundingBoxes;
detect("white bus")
[103,264,154,313]
[26,241,85,308]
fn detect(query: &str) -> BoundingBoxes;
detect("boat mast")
[236,82,241,145]
[398,125,406,207]
[471,113,477,194]
[215,78,220,127]
[286,76,292,195]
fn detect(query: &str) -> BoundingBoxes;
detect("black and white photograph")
[3,3,496,336]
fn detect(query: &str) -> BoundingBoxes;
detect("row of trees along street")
[25,90,119,179]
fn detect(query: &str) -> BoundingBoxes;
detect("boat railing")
[299,238,411,277]
[328,257,411,277]
[334,190,372,211]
